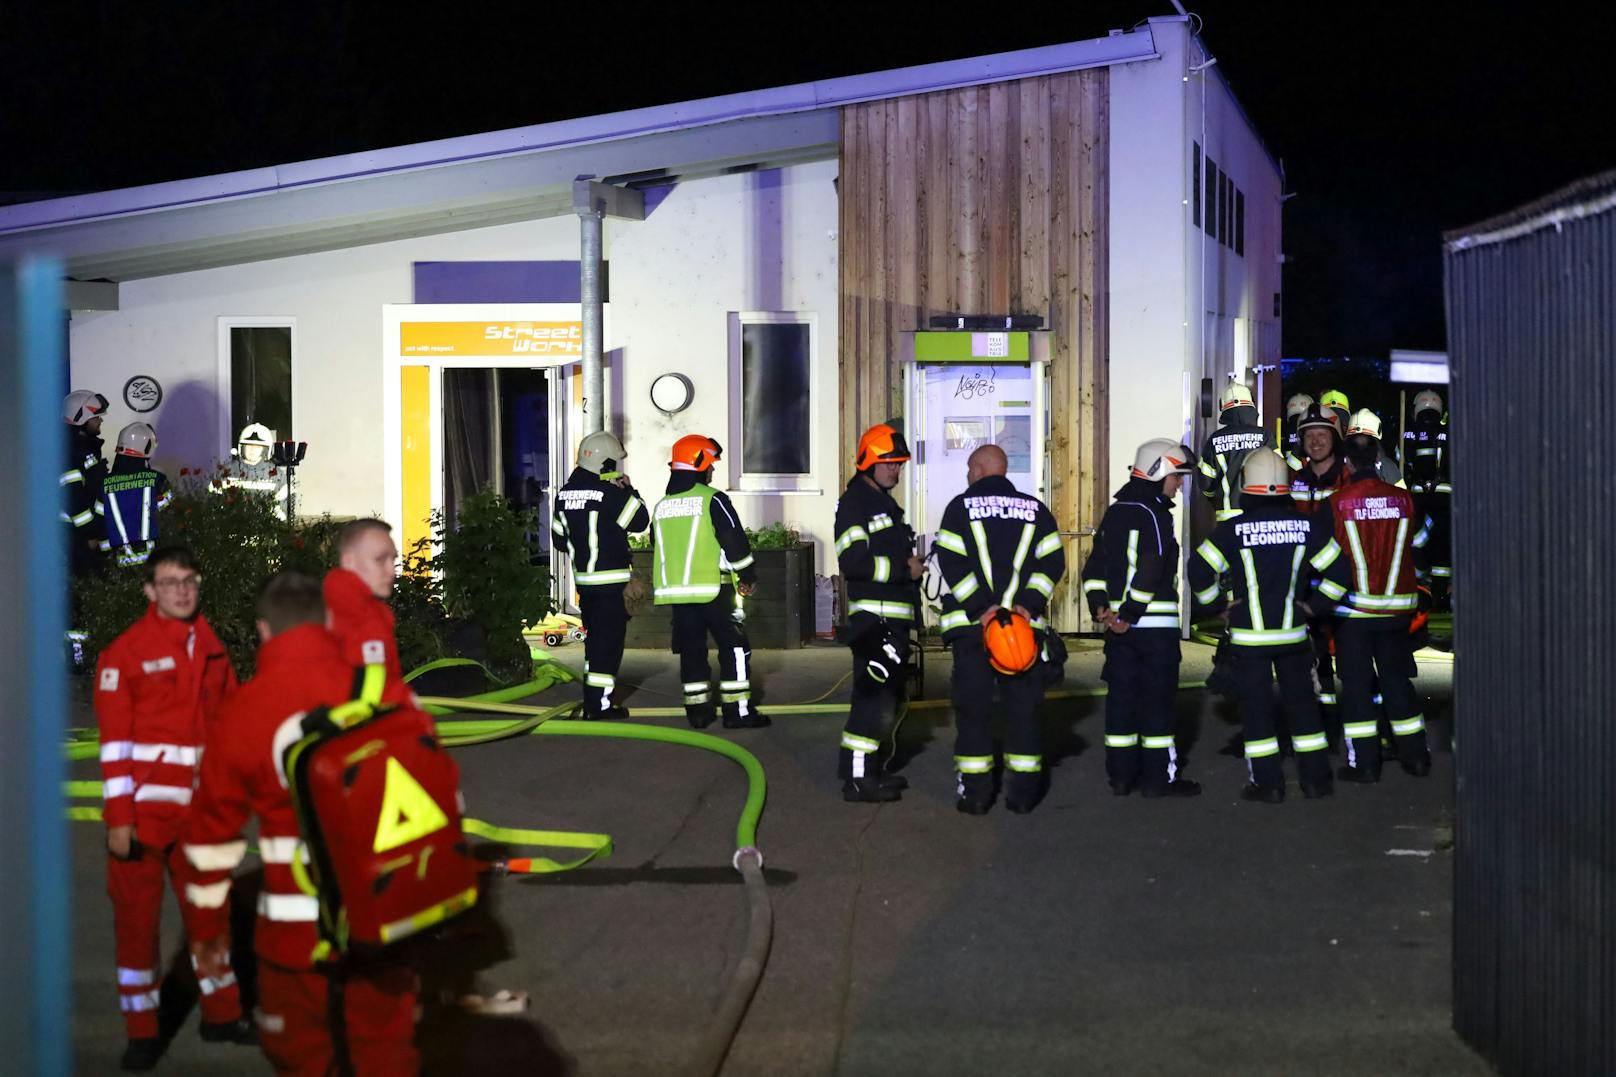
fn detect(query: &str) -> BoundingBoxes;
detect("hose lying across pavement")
[424,700,771,1077]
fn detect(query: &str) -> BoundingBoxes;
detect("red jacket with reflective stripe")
[1328,478,1428,617]
[323,568,404,690]
[94,605,236,843]
[181,624,419,968]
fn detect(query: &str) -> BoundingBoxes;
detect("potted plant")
[624,524,816,649]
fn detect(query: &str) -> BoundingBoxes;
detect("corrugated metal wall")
[1444,172,1616,1077]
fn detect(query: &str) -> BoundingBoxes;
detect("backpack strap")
[329,664,389,729]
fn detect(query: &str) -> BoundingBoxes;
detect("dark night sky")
[3,1,1613,357]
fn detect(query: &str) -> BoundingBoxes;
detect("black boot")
[200,1016,258,1045]
[120,1039,163,1072]
[956,774,993,815]
[598,704,631,722]
[1109,777,1138,796]
[1336,764,1380,784]
[1004,774,1043,815]
[1298,778,1335,799]
[876,769,909,792]
[1140,778,1202,798]
[722,710,771,729]
[686,703,717,730]
[1400,751,1432,777]
[1240,783,1285,804]
[843,777,901,803]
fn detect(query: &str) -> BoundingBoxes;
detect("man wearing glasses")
[94,546,256,1070]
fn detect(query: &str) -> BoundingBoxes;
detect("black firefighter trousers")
[839,622,909,780]
[578,584,628,714]
[951,633,1044,802]
[1335,615,1428,773]
[1232,645,1333,791]
[1102,628,1182,792]
[671,595,754,722]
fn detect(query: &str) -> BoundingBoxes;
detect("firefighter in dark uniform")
[100,422,173,569]
[934,444,1065,814]
[1288,403,1354,711]
[835,423,923,803]
[1402,389,1451,605]
[651,435,766,730]
[1190,449,1353,802]
[1082,439,1202,798]
[1319,410,1435,782]
[553,430,650,719]
[62,390,110,667]
[1282,393,1314,470]
[63,389,110,575]
[1198,381,1271,524]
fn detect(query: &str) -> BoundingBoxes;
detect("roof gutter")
[0,29,1158,236]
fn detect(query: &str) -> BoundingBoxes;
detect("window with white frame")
[217,318,294,452]
[728,312,816,489]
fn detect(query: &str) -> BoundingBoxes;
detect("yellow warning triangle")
[373,757,449,853]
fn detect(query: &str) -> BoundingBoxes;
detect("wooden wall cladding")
[838,69,1110,543]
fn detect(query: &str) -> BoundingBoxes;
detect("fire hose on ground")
[60,651,1238,1074]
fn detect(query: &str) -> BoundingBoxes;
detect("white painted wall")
[68,158,842,572]
[608,160,841,573]
[1107,19,1192,501]
[1107,15,1284,480]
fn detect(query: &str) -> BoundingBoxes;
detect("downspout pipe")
[578,202,605,436]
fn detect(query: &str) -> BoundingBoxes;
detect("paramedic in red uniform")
[182,571,423,1075]
[323,518,406,687]
[95,545,254,1071]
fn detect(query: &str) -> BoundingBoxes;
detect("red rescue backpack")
[284,666,478,961]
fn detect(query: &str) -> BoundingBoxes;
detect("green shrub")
[75,472,318,676]
[745,523,801,549]
[75,476,554,681]
[427,490,553,680]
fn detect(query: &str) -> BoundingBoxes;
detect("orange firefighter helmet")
[854,423,911,471]
[669,434,723,472]
[983,609,1038,676]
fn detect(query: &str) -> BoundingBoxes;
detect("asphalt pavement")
[65,638,1487,1076]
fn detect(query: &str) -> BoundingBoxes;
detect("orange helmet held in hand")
[854,423,911,471]
[983,609,1038,676]
[669,434,723,471]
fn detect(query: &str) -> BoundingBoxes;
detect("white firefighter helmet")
[1344,408,1383,440]
[1412,389,1443,417]
[1131,438,1198,480]
[1284,393,1315,421]
[237,422,274,465]
[577,430,627,476]
[63,389,109,426]
[1240,449,1291,496]
[116,422,157,459]
[1220,381,1256,412]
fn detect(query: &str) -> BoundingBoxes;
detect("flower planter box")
[623,543,816,649]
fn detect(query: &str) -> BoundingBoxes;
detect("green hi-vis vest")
[653,485,725,605]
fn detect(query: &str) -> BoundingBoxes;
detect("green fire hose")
[423,698,771,1077]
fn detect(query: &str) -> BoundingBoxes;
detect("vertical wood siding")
[839,70,1110,549]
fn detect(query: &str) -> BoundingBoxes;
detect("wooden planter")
[624,544,816,649]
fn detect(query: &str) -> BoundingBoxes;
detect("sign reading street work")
[400,320,583,358]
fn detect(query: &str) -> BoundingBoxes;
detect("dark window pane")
[1205,157,1217,236]
[1235,189,1245,256]
[230,326,292,439]
[1192,142,1201,228]
[1217,170,1228,245]
[741,322,811,474]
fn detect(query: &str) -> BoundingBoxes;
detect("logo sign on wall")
[123,375,163,413]
[399,321,583,358]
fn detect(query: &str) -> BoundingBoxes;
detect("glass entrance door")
[906,360,1047,621]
